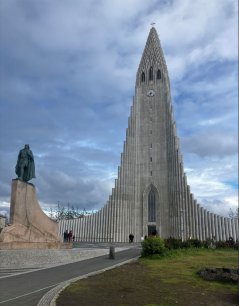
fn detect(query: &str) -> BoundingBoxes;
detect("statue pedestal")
[0,180,71,249]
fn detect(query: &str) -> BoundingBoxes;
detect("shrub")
[234,240,239,250]
[187,238,203,248]
[164,238,203,249]
[215,240,228,248]
[203,238,215,249]
[164,237,182,249]
[141,236,166,257]
[225,237,235,248]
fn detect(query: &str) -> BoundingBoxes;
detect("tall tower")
[59,27,238,243]
[133,26,172,239]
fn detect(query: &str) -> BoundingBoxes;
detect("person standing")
[63,230,68,242]
[68,230,73,242]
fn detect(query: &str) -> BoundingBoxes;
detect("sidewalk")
[0,243,133,278]
[0,244,141,306]
[38,246,141,306]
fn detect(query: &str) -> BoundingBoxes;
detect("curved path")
[0,246,141,306]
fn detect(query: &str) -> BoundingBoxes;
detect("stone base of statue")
[0,179,72,249]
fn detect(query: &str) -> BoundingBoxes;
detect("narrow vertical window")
[150,171,153,176]
[141,72,145,82]
[148,189,156,222]
[149,66,153,81]
[157,69,161,80]
[150,157,152,162]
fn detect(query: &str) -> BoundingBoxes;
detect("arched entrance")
[142,184,160,237]
[148,189,157,236]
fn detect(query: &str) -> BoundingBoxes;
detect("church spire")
[58,25,239,244]
[136,27,169,87]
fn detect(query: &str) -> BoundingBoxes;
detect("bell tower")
[134,27,172,238]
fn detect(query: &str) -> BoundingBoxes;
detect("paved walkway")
[0,244,141,306]
[0,245,127,278]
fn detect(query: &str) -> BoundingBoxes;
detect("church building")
[59,27,238,243]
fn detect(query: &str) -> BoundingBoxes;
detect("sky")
[0,0,238,218]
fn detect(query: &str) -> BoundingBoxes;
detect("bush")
[164,237,182,249]
[202,239,215,249]
[164,238,203,249]
[142,236,166,257]
[234,240,239,250]
[216,240,229,248]
[187,238,203,248]
[225,237,235,248]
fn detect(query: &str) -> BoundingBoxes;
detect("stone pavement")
[0,243,141,306]
[0,249,103,278]
[0,244,130,278]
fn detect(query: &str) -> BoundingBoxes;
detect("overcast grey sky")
[0,0,238,217]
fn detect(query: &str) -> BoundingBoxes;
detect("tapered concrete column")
[85,215,90,241]
[231,218,236,241]
[78,216,82,241]
[172,139,178,237]
[205,211,209,240]
[81,218,85,241]
[112,184,117,241]
[228,218,233,239]
[222,217,226,241]
[207,212,211,239]
[122,148,127,242]
[194,202,198,239]
[234,218,239,241]
[217,215,222,240]
[93,213,96,242]
[119,164,123,242]
[183,183,188,238]
[98,209,103,240]
[178,160,185,241]
[106,203,110,242]
[221,215,225,240]
[225,218,229,240]
[200,207,205,240]
[213,214,218,240]
[173,136,178,237]
[114,182,119,242]
[103,205,107,242]
[198,205,203,240]
[192,198,196,238]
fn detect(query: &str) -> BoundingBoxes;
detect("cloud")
[182,132,238,157]
[184,153,238,216]
[0,0,237,218]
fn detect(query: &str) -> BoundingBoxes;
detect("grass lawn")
[56,248,238,306]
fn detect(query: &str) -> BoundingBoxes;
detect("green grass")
[142,248,238,292]
[56,248,238,306]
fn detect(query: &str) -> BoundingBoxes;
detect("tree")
[228,207,239,219]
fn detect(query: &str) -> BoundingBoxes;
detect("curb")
[37,257,139,306]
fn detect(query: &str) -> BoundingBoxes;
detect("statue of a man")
[15,144,36,182]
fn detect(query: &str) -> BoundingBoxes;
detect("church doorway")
[143,184,160,238]
[148,225,157,236]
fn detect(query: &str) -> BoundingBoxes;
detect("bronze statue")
[15,144,36,182]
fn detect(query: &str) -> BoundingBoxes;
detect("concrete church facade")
[59,28,238,243]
